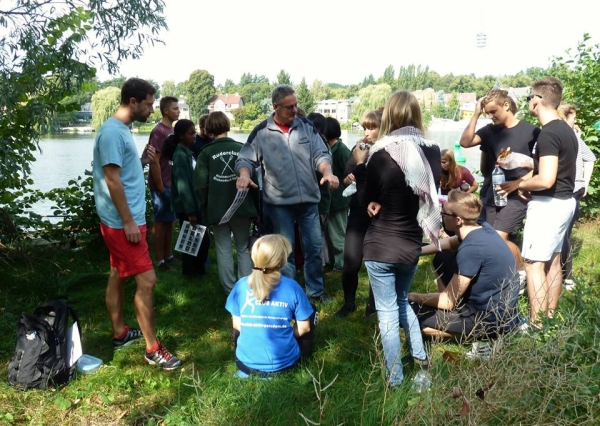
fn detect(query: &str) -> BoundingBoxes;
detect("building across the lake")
[207,93,244,120]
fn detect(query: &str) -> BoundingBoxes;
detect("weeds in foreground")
[0,220,598,424]
[299,361,339,426]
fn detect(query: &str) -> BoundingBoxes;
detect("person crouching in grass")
[225,235,317,377]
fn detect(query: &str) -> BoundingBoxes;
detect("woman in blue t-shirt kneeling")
[226,234,316,376]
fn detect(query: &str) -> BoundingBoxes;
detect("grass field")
[1,219,599,425]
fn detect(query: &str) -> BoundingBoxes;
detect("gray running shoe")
[144,342,182,371]
[113,326,143,348]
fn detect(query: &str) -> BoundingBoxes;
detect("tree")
[552,34,600,217]
[361,74,376,87]
[239,82,272,106]
[276,69,292,86]
[162,80,176,97]
[0,0,166,242]
[91,87,121,130]
[310,79,331,102]
[146,79,160,98]
[353,84,392,122]
[379,65,396,88]
[223,79,237,94]
[296,78,315,114]
[185,69,216,118]
[174,81,187,97]
[98,76,127,90]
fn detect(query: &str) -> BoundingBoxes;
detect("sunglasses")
[441,211,458,218]
[526,94,543,102]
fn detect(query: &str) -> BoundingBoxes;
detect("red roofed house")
[207,93,244,120]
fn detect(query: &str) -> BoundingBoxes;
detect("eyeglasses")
[441,210,458,218]
[526,94,542,102]
[277,103,299,111]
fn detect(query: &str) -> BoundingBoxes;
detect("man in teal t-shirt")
[92,78,181,371]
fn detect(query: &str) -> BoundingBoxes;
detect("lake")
[30,129,480,216]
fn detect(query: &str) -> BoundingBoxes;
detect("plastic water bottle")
[411,369,432,393]
[492,164,507,207]
[453,142,466,166]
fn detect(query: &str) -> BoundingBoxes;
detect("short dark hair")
[307,112,326,135]
[120,78,156,105]
[532,77,563,109]
[323,117,341,141]
[159,96,179,116]
[272,85,295,105]
[205,111,230,136]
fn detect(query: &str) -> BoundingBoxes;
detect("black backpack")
[7,299,80,390]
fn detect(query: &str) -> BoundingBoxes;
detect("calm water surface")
[31,129,480,216]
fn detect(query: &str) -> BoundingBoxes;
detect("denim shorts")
[151,188,176,223]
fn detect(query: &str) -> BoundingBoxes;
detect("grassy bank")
[1,220,599,425]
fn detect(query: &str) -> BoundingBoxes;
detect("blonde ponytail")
[248,234,292,302]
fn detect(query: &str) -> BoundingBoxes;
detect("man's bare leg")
[526,261,548,324]
[546,252,563,315]
[106,267,126,337]
[163,222,173,260]
[153,222,166,262]
[134,269,158,350]
[505,240,525,271]
[496,230,509,241]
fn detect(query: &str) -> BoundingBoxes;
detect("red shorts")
[100,223,154,278]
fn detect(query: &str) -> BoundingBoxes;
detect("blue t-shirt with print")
[225,275,314,372]
[455,221,519,323]
[93,117,146,228]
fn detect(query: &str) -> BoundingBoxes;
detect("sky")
[97,0,599,87]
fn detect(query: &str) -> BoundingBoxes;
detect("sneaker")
[113,326,143,348]
[309,293,332,304]
[465,341,496,360]
[157,261,171,271]
[563,279,575,291]
[335,302,356,317]
[165,255,181,265]
[364,303,377,319]
[144,342,182,371]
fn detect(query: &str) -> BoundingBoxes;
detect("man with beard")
[92,78,182,371]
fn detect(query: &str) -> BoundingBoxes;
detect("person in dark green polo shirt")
[323,117,351,271]
[195,112,257,295]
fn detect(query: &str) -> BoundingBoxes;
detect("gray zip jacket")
[236,113,332,206]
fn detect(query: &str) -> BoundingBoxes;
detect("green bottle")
[453,142,466,166]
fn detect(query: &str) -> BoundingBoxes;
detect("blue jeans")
[264,202,324,297]
[365,261,427,386]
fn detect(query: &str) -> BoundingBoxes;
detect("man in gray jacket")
[236,85,339,302]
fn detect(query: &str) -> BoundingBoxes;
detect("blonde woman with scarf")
[358,91,441,387]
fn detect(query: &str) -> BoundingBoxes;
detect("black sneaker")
[165,255,181,265]
[144,342,182,371]
[113,326,143,348]
[335,302,357,317]
[157,262,171,271]
[364,303,377,319]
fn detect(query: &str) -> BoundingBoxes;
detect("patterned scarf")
[367,126,441,250]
